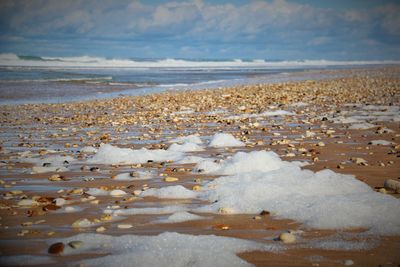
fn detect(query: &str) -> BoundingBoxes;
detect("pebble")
[351,157,368,166]
[110,189,127,197]
[68,241,83,249]
[378,188,387,194]
[164,176,179,182]
[133,190,142,196]
[72,218,92,228]
[117,224,133,229]
[344,259,354,266]
[192,185,202,191]
[316,141,325,147]
[48,174,64,182]
[218,207,234,214]
[17,199,38,207]
[54,198,66,206]
[212,224,230,230]
[48,242,65,255]
[96,226,106,232]
[279,232,296,243]
[384,179,400,193]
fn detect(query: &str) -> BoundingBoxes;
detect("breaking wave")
[1,53,399,69]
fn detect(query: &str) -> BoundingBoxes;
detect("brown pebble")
[43,204,61,211]
[260,210,270,216]
[48,242,65,255]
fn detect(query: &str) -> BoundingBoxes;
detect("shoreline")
[0,66,399,266]
[1,65,399,106]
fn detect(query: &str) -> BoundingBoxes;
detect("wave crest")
[0,53,399,69]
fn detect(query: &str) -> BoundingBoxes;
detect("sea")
[0,53,398,104]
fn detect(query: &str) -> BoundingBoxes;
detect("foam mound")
[58,232,278,267]
[194,150,400,234]
[170,134,203,144]
[209,133,245,147]
[196,150,292,175]
[141,185,197,199]
[87,144,183,165]
[154,211,205,224]
[168,142,204,152]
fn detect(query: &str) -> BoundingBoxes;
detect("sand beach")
[0,66,399,266]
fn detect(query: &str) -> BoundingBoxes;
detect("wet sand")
[0,66,399,266]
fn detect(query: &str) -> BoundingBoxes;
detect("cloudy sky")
[0,0,399,60]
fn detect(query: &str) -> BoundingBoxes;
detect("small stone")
[192,185,202,191]
[351,157,367,165]
[259,210,270,216]
[48,174,64,182]
[70,188,83,195]
[110,189,127,197]
[100,214,112,221]
[96,226,106,232]
[212,224,230,230]
[54,198,66,206]
[344,259,354,266]
[378,188,387,194]
[316,141,325,147]
[43,204,61,211]
[17,199,38,207]
[117,224,133,229]
[384,179,400,193]
[133,190,142,196]
[68,241,83,249]
[253,216,262,220]
[48,242,65,255]
[279,232,296,244]
[164,177,179,182]
[72,218,92,228]
[218,207,234,214]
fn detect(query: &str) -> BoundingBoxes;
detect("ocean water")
[0,53,398,104]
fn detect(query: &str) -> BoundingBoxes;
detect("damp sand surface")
[0,67,399,267]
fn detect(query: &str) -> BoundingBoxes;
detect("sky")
[0,0,399,60]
